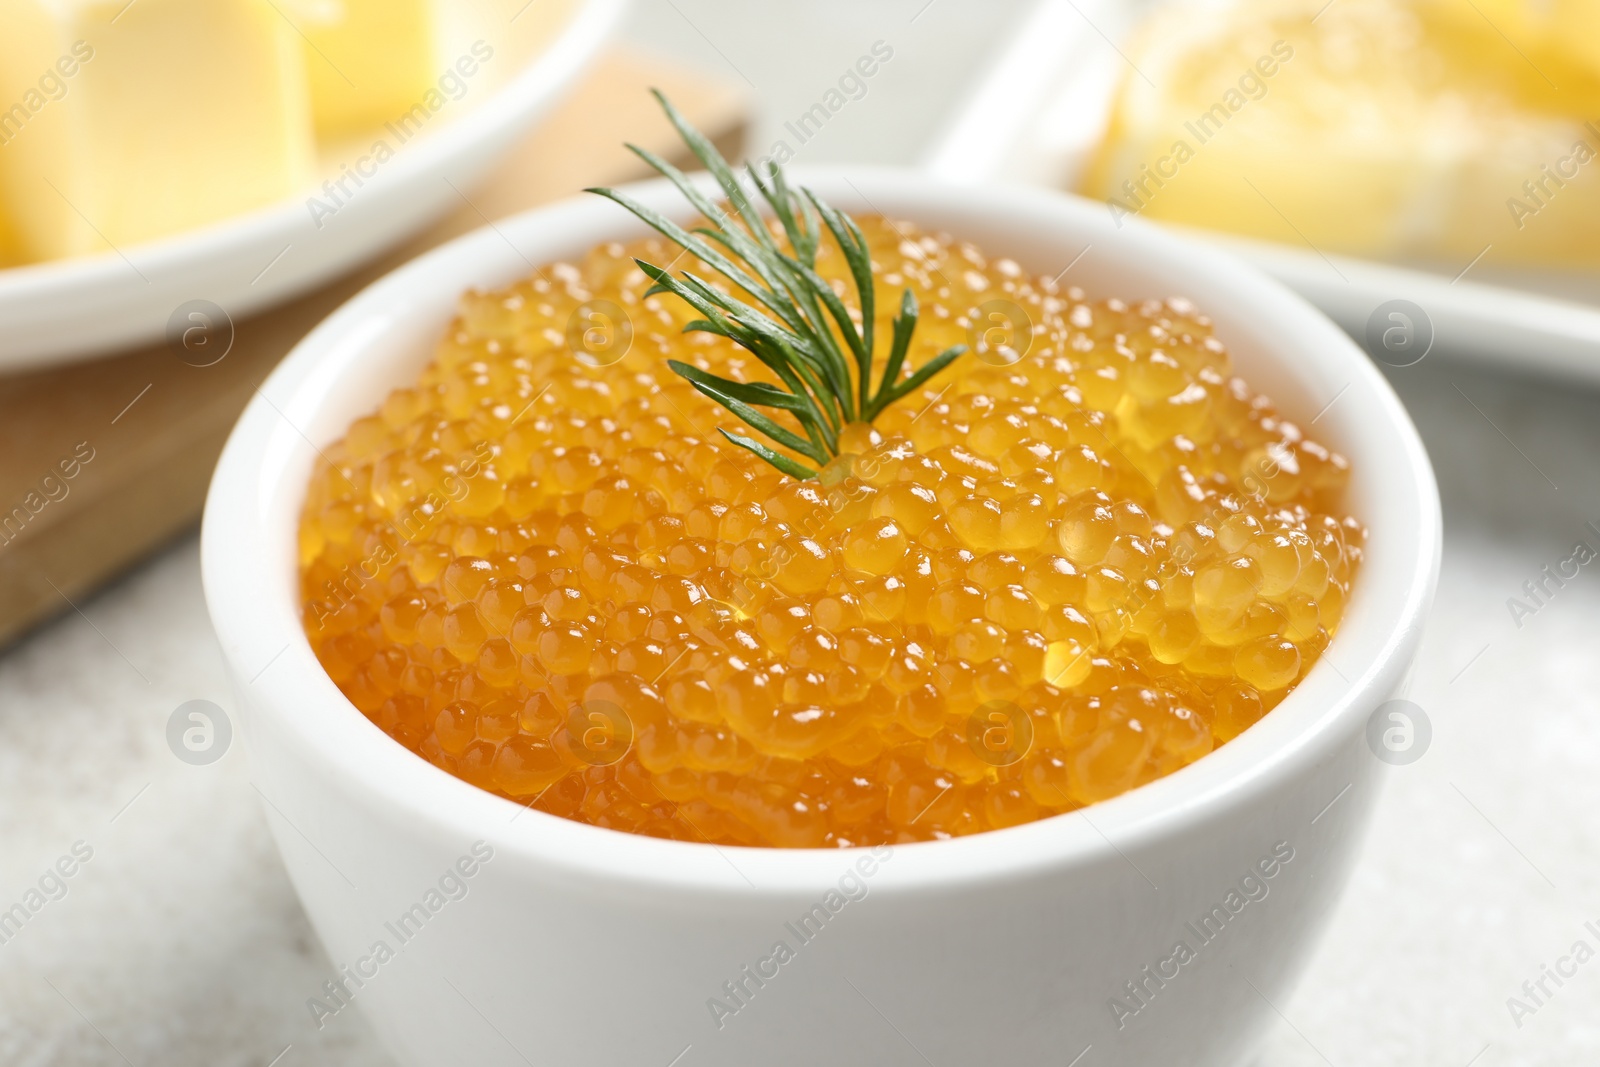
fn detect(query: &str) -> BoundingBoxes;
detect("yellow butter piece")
[300,0,576,139]
[0,200,22,268]
[1080,0,1600,268]
[0,0,315,263]
[301,0,438,138]
[1554,0,1600,72]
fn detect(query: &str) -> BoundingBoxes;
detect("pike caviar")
[298,216,1362,848]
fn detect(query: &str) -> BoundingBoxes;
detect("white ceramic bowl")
[202,170,1440,1067]
[0,0,625,371]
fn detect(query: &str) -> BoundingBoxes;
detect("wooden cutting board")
[0,48,747,650]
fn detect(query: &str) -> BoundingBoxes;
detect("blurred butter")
[301,0,574,137]
[0,201,21,267]
[301,0,438,138]
[0,0,314,262]
[1080,0,1600,268]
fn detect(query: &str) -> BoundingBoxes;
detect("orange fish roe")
[298,215,1362,848]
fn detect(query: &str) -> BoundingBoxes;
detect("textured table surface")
[5,2,1600,1064]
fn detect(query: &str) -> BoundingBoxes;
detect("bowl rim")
[201,166,1441,897]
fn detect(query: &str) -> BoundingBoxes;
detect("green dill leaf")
[718,429,819,480]
[587,93,971,480]
[667,360,817,415]
[870,288,920,414]
[876,344,969,414]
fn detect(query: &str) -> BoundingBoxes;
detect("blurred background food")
[1080,0,1600,268]
[0,0,571,267]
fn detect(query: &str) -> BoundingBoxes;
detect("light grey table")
[4,2,1598,1064]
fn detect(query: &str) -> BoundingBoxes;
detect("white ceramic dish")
[927,0,1600,386]
[202,170,1440,1067]
[0,0,625,372]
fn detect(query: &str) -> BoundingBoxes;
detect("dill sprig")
[586,90,968,480]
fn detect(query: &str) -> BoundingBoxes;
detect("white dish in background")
[202,168,1438,1067]
[0,0,625,373]
[926,0,1600,385]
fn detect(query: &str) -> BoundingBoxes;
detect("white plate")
[925,0,1600,385]
[0,0,626,372]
